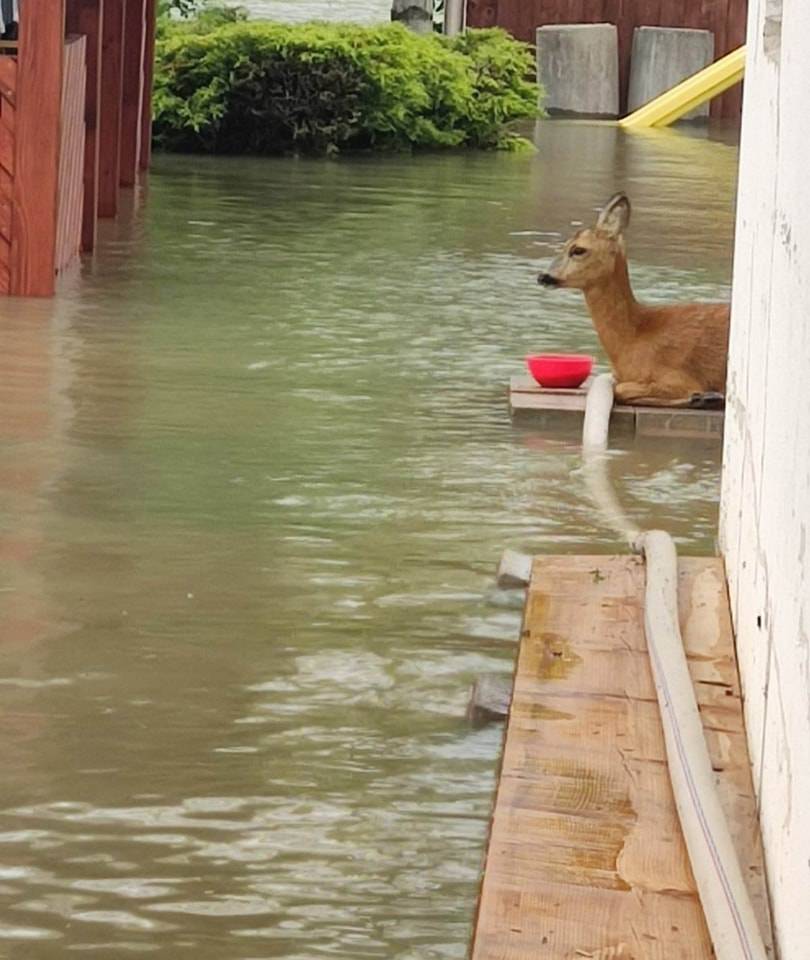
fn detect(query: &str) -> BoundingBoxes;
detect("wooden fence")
[466,0,748,118]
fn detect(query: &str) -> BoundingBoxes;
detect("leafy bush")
[153,20,541,155]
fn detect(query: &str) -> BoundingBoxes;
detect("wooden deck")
[471,555,772,959]
[509,376,724,442]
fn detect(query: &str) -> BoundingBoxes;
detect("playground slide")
[619,45,746,129]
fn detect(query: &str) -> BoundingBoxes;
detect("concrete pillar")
[391,0,433,34]
[628,27,714,119]
[536,23,619,117]
[444,0,464,37]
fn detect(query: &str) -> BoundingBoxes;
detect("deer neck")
[582,255,640,365]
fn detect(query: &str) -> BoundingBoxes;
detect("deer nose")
[538,273,560,287]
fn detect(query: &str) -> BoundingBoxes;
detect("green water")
[0,121,738,958]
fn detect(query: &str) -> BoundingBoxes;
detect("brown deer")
[538,193,729,408]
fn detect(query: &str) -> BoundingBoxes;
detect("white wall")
[720,1,810,956]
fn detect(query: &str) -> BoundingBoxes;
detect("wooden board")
[470,555,773,960]
[510,376,724,441]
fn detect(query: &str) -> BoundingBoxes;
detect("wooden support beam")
[139,0,156,171]
[55,36,88,275]
[119,0,146,186]
[65,0,104,252]
[11,0,66,296]
[97,0,124,217]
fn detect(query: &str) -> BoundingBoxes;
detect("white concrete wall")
[720,1,810,956]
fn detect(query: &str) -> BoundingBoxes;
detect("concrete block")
[536,23,619,117]
[628,27,714,119]
[467,674,512,725]
[496,549,533,589]
[391,0,433,34]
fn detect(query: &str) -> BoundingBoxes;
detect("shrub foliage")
[153,19,540,154]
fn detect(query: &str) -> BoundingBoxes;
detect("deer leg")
[614,380,694,408]
[688,391,726,410]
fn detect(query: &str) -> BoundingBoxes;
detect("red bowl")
[526,353,594,389]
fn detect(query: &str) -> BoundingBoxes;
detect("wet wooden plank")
[470,555,772,960]
[509,375,724,441]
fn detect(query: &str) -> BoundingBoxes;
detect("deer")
[537,193,729,408]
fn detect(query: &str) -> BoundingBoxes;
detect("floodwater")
[239,0,391,23]
[0,121,738,958]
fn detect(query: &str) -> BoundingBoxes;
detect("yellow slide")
[619,45,746,129]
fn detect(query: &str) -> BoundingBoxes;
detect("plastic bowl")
[526,353,594,389]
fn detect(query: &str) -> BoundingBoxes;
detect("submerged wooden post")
[11,0,66,296]
[139,0,156,171]
[119,0,145,186]
[98,0,124,217]
[65,0,104,252]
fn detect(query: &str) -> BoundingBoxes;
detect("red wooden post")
[65,0,104,252]
[11,0,66,296]
[119,0,146,186]
[139,0,157,171]
[98,0,124,217]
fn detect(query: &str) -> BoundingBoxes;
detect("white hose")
[581,374,641,548]
[581,379,767,960]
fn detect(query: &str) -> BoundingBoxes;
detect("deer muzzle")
[538,273,561,287]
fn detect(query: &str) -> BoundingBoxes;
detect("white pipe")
[638,531,767,960]
[580,380,767,960]
[582,376,641,548]
[582,372,615,452]
[443,0,464,36]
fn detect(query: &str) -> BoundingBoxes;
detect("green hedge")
[153,19,541,155]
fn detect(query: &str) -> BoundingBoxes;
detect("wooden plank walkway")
[509,376,724,441]
[471,555,772,960]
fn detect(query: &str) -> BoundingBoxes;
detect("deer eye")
[570,246,588,257]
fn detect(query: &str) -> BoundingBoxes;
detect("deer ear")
[596,193,631,237]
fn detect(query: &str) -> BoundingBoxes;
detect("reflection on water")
[0,121,737,957]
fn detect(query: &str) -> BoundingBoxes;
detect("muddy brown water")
[0,121,738,957]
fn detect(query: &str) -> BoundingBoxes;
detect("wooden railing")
[1,0,157,297]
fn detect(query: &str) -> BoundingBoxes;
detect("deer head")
[538,193,631,292]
